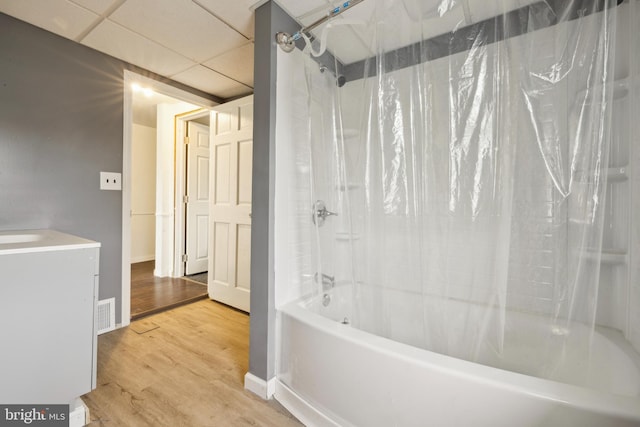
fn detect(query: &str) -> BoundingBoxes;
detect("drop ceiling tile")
[171,65,252,99]
[82,20,196,76]
[69,0,119,15]
[277,0,329,21]
[203,43,254,87]
[194,0,255,39]
[109,0,248,62]
[0,0,99,40]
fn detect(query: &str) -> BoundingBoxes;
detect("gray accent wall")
[0,13,216,324]
[249,1,299,382]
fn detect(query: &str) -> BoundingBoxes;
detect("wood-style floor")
[131,261,208,320]
[83,299,302,427]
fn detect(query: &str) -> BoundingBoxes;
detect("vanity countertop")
[0,229,101,255]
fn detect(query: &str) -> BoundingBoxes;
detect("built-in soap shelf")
[584,248,628,265]
[335,232,360,241]
[338,129,360,140]
[336,183,361,191]
[574,166,628,183]
[607,166,629,182]
[579,77,630,103]
[610,79,630,100]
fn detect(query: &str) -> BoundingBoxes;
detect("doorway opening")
[123,71,217,325]
[174,110,212,283]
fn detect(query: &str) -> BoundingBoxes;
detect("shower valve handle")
[312,200,338,226]
[318,207,338,219]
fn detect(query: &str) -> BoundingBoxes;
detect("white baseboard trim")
[153,268,172,278]
[131,255,155,264]
[274,380,341,427]
[244,372,276,400]
[70,398,89,427]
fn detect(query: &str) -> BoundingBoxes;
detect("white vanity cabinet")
[0,229,100,404]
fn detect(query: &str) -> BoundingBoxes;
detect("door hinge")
[183,195,189,203]
[184,136,190,145]
[182,254,188,262]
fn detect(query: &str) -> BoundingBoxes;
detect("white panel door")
[209,95,253,312]
[185,121,210,275]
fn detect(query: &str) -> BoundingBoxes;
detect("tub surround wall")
[274,48,315,308]
[335,49,567,343]
[274,2,632,323]
[274,13,599,331]
[622,0,640,355]
[273,1,640,425]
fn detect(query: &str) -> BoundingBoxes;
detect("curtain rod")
[276,0,367,53]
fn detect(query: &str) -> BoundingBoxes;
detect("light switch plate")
[100,172,122,191]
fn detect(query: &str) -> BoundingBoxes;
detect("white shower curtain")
[302,0,617,388]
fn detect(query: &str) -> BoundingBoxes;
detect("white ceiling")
[0,0,258,100]
[0,0,537,101]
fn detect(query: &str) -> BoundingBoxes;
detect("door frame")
[173,109,211,278]
[122,70,217,327]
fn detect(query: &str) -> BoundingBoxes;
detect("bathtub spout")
[315,272,335,290]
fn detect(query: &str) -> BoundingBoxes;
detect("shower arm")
[276,0,367,52]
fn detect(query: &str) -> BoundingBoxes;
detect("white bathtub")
[276,293,640,427]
